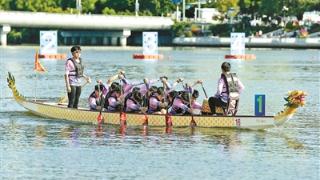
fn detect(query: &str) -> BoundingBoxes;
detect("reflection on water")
[0,118,306,152]
[0,112,318,179]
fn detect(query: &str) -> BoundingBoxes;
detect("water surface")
[0,46,319,179]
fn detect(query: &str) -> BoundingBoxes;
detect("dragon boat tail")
[7,72,306,130]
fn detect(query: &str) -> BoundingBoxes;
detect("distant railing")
[262,28,284,38]
[0,10,174,30]
[173,36,320,48]
[308,31,320,38]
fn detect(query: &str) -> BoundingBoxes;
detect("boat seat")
[223,92,239,116]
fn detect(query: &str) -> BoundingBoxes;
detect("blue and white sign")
[143,32,158,55]
[230,32,245,55]
[255,94,265,116]
[40,31,57,55]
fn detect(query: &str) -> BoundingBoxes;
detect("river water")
[0,46,319,179]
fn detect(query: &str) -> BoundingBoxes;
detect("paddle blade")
[190,116,197,127]
[120,112,127,126]
[97,113,104,124]
[120,112,127,121]
[142,114,148,126]
[165,114,173,127]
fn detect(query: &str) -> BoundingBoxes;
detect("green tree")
[158,0,175,16]
[0,0,11,10]
[13,0,58,12]
[7,29,22,44]
[207,0,239,13]
[237,0,262,18]
[117,10,134,15]
[259,0,281,17]
[238,0,254,14]
[172,21,191,37]
[102,7,116,15]
[81,0,98,13]
[60,0,75,10]
[107,0,134,12]
[286,0,320,19]
[94,0,108,13]
[139,0,160,15]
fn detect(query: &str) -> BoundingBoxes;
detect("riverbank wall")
[173,37,320,49]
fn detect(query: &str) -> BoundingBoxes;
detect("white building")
[303,11,320,24]
[195,8,220,23]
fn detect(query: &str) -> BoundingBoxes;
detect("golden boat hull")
[15,98,277,130]
[7,72,303,130]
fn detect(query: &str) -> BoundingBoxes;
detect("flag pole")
[35,71,37,102]
[33,50,46,102]
[34,51,38,102]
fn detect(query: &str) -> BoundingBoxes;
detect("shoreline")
[1,39,320,50]
[173,37,320,49]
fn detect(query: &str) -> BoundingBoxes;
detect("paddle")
[201,83,208,99]
[96,83,104,124]
[162,77,172,129]
[142,78,149,126]
[187,84,197,128]
[119,79,127,127]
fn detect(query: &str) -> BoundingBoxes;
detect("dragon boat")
[7,72,306,130]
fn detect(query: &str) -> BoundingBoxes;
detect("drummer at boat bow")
[65,46,91,108]
[209,62,244,115]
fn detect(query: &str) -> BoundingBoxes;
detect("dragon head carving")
[284,90,307,108]
[274,90,307,123]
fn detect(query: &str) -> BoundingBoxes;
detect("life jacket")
[89,92,103,109]
[67,58,84,77]
[142,95,149,107]
[166,91,177,106]
[123,92,140,112]
[170,97,185,114]
[221,73,240,101]
[147,94,161,113]
[142,84,150,107]
[104,91,118,110]
[221,73,239,93]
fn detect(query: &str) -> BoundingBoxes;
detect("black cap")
[180,91,190,102]
[95,85,104,91]
[133,91,142,103]
[221,62,231,72]
[110,82,120,91]
[149,86,158,93]
[71,45,81,53]
[192,89,199,98]
[157,87,164,96]
[132,87,140,93]
[168,90,178,98]
[112,86,121,93]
